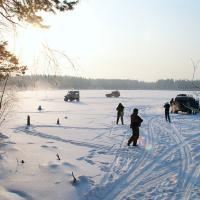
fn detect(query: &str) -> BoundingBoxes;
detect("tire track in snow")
[109,117,197,200]
[170,123,200,200]
[15,126,113,151]
[111,119,151,179]
[155,120,198,200]
[99,126,131,185]
[105,117,155,200]
[164,123,193,200]
[127,119,192,199]
[154,121,192,198]
[97,123,135,185]
[98,111,150,186]
[183,164,200,200]
[108,116,161,200]
[83,117,155,200]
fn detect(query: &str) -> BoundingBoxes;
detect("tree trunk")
[0,74,9,110]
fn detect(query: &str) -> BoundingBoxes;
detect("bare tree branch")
[190,58,200,90]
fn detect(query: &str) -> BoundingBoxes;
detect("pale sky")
[9,0,200,81]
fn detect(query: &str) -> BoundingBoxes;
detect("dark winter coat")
[116,103,124,115]
[130,113,143,128]
[164,103,170,112]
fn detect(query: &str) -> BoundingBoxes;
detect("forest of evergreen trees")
[4,75,200,90]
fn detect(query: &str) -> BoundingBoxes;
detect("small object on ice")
[38,105,42,111]
[38,106,42,110]
[72,171,77,183]
[56,153,61,160]
[27,115,30,126]
[21,160,25,164]
[57,118,60,125]
[64,116,68,119]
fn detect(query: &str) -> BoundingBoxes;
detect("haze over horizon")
[7,0,200,82]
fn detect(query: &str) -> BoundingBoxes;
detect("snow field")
[0,90,200,200]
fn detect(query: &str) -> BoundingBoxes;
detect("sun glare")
[15,26,47,66]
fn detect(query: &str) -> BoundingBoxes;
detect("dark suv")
[171,94,199,114]
[64,91,80,102]
[105,90,120,98]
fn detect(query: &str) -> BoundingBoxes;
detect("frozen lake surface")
[1,90,200,200]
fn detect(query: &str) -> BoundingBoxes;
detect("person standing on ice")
[170,98,174,113]
[164,102,171,122]
[116,103,124,125]
[128,108,143,146]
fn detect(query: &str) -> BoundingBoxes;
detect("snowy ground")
[0,90,200,200]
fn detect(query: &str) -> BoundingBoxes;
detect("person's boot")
[116,118,119,124]
[133,141,138,146]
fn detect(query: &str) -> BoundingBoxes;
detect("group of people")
[116,103,143,146]
[116,101,172,147]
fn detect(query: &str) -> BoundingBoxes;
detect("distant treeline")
[6,75,200,90]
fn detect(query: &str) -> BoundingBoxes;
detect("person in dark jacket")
[170,98,174,113]
[128,108,143,146]
[164,102,171,122]
[116,103,124,125]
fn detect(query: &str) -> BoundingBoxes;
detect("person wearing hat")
[128,108,143,146]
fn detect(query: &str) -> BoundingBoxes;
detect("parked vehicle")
[64,91,80,102]
[171,94,199,114]
[105,90,120,98]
